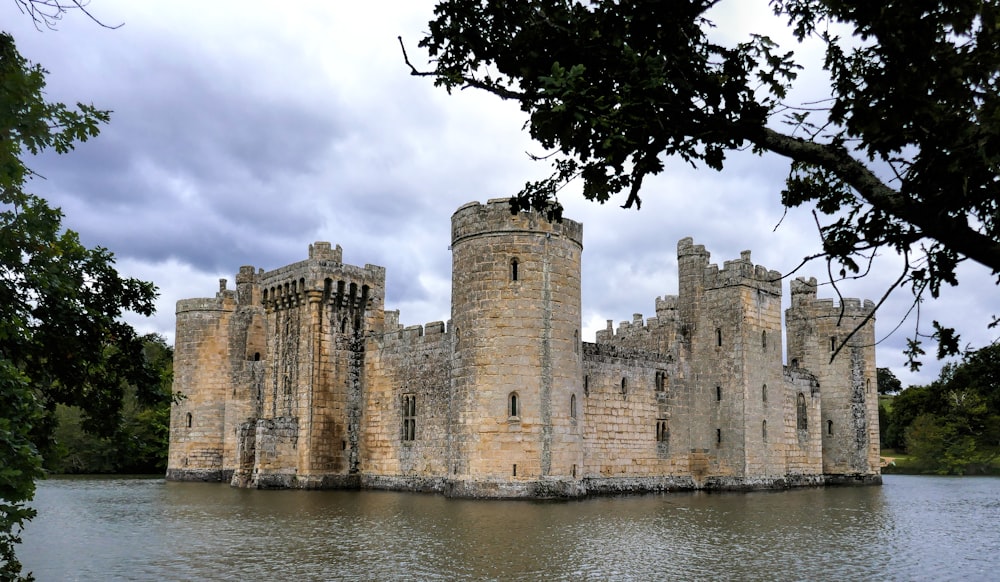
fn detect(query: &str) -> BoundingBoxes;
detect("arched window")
[762,420,768,442]
[509,392,519,418]
[253,352,261,361]
[797,393,808,431]
[791,358,799,368]
[827,419,834,436]
[762,383,768,402]
[570,394,577,419]
[866,378,871,394]
[716,328,723,347]
[511,258,519,281]
[186,412,192,428]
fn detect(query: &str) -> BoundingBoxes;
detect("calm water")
[18,475,1000,581]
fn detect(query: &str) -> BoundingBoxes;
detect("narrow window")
[572,464,577,478]
[762,383,767,403]
[656,420,669,443]
[402,394,416,441]
[827,419,834,436]
[584,375,589,397]
[866,379,871,394]
[830,336,837,352]
[762,330,767,350]
[253,352,261,361]
[791,358,799,368]
[716,428,722,445]
[655,371,668,392]
[186,412,192,428]
[716,328,722,347]
[509,392,519,418]
[762,420,768,442]
[511,258,519,281]
[574,330,579,353]
[716,385,722,401]
[513,464,517,477]
[797,393,808,431]
[570,394,577,419]
[621,377,628,398]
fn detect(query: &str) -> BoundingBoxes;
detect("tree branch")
[755,127,1000,274]
[13,0,122,30]
[398,36,526,101]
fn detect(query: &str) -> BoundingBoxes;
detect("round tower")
[166,284,238,482]
[449,199,584,496]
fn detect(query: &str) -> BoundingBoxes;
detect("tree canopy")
[1,31,159,580]
[882,343,1000,474]
[411,0,1000,365]
[877,367,902,395]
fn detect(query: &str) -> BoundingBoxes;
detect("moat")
[20,475,1000,580]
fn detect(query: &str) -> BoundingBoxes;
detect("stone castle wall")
[167,200,881,497]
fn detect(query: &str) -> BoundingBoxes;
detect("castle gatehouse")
[166,199,881,497]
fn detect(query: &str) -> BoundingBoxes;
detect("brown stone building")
[166,199,881,497]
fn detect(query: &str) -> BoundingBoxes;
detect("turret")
[167,281,239,481]
[786,277,879,478]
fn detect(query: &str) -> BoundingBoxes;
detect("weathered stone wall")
[782,367,824,475]
[582,344,682,478]
[363,321,452,478]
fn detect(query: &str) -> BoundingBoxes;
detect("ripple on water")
[18,475,1000,581]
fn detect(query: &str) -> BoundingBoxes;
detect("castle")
[166,199,881,497]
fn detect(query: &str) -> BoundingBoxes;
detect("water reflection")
[20,475,1000,581]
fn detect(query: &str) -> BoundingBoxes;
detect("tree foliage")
[877,367,902,395]
[45,334,173,475]
[411,0,1000,366]
[883,343,1000,473]
[1,31,159,580]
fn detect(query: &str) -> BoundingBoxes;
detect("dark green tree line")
[410,0,1000,365]
[1,31,160,580]
[44,334,173,475]
[882,344,1000,474]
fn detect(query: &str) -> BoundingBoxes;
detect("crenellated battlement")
[451,198,583,248]
[701,249,782,294]
[790,277,874,317]
[379,320,451,350]
[596,313,661,343]
[176,294,236,314]
[259,242,386,313]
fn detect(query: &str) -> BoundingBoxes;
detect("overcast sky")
[5,0,996,387]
